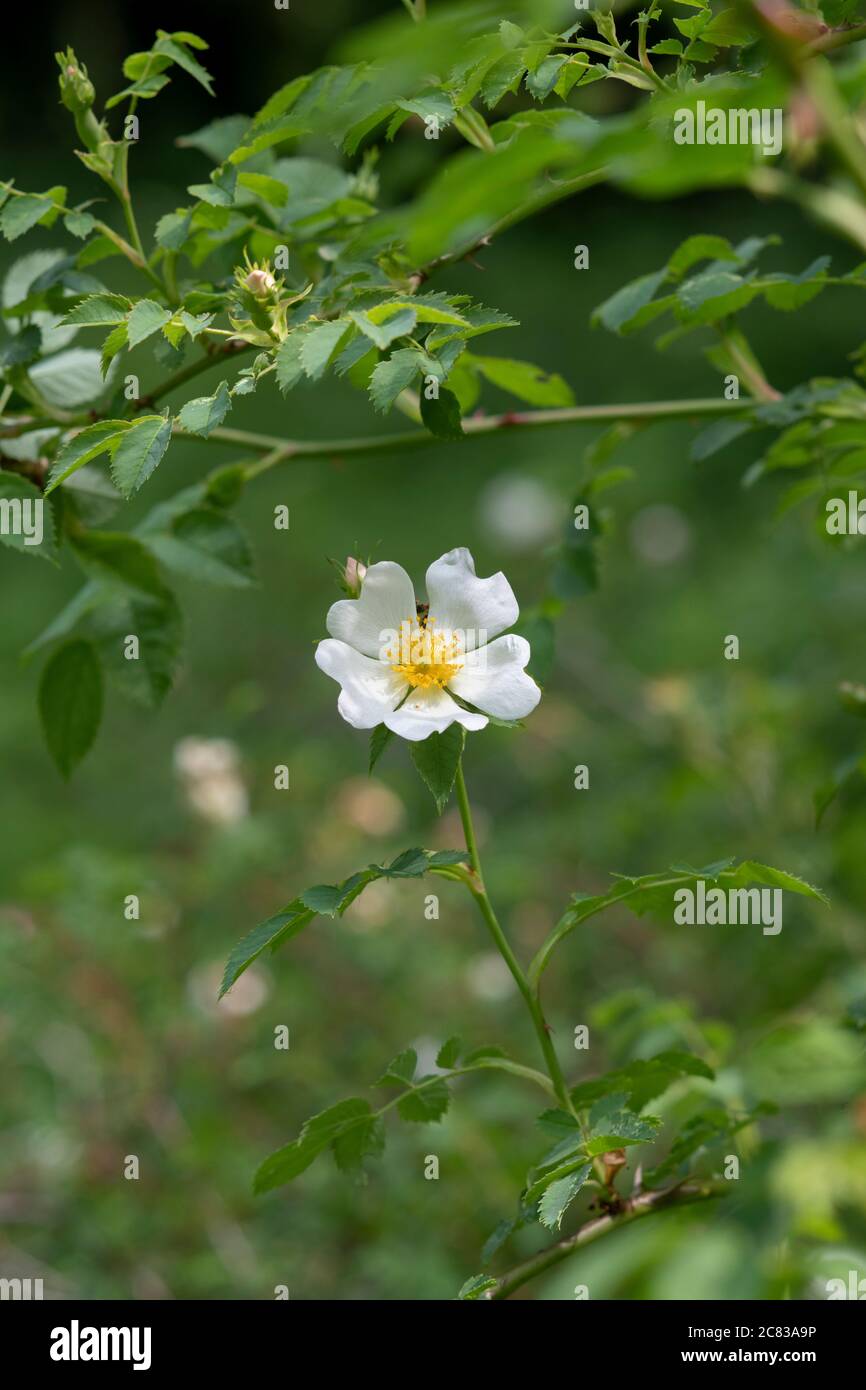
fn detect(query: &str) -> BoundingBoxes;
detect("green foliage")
[409,726,466,812]
[220,847,469,995]
[38,638,103,777]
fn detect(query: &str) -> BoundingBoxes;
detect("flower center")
[386,617,462,690]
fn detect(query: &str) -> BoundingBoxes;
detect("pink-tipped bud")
[244,268,276,296]
[344,556,367,597]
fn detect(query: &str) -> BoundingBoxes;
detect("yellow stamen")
[390,617,462,690]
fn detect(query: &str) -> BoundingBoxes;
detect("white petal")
[326,560,417,660]
[424,547,519,650]
[383,686,487,742]
[315,638,406,729]
[449,633,541,720]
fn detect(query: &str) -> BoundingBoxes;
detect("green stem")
[806,22,866,56]
[454,761,571,1107]
[488,1180,724,1299]
[198,396,752,465]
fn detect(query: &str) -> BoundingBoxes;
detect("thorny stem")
[454,761,572,1108]
[487,1180,725,1299]
[184,397,753,467]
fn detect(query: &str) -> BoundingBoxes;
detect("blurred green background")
[2,0,866,1300]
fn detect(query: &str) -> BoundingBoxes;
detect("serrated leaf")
[254,1099,378,1194]
[377,1048,417,1087]
[420,387,463,439]
[176,380,232,437]
[458,1274,497,1300]
[349,307,416,350]
[368,347,421,413]
[110,414,172,496]
[38,639,103,778]
[409,725,465,813]
[470,355,574,407]
[221,848,468,994]
[397,1076,450,1124]
[538,1163,591,1230]
[436,1036,462,1069]
[127,298,172,348]
[299,319,350,380]
[45,421,129,494]
[62,293,131,327]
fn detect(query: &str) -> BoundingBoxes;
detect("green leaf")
[458,1274,497,1300]
[299,319,351,380]
[221,847,469,994]
[62,293,131,327]
[30,348,110,409]
[275,332,306,393]
[90,590,183,710]
[538,1162,591,1230]
[398,1077,451,1123]
[368,348,421,413]
[220,902,315,997]
[70,531,167,600]
[45,421,129,494]
[531,859,829,981]
[127,298,172,348]
[470,355,574,406]
[592,270,668,334]
[570,1051,714,1112]
[254,1098,380,1194]
[0,191,59,241]
[110,414,173,496]
[349,306,416,350]
[144,507,254,588]
[38,639,103,778]
[420,387,464,439]
[436,1036,462,1069]
[153,32,215,95]
[409,726,465,813]
[0,474,56,560]
[176,380,232,437]
[63,209,97,239]
[368,723,394,773]
[584,1099,661,1155]
[377,1048,417,1086]
[0,324,41,369]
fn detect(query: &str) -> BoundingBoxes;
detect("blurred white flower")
[629,504,691,566]
[315,547,540,741]
[173,737,249,826]
[465,951,516,1002]
[479,472,559,551]
[188,961,269,1017]
[335,777,405,836]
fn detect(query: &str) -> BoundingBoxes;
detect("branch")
[487,1180,725,1300]
[805,22,866,57]
[193,397,753,468]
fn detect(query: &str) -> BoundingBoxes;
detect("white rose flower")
[315,547,541,742]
